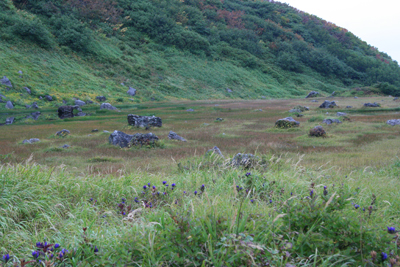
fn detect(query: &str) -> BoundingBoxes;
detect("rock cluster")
[109,130,159,148]
[127,114,162,128]
[309,126,326,137]
[319,100,337,108]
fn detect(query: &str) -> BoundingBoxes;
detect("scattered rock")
[319,100,337,109]
[109,130,159,148]
[24,87,31,94]
[86,100,94,104]
[18,70,23,75]
[256,109,262,112]
[337,112,347,116]
[22,138,40,144]
[168,131,187,142]
[100,103,117,110]
[309,126,326,137]
[261,96,266,99]
[5,117,14,125]
[354,96,358,99]
[45,95,53,101]
[127,87,136,96]
[0,94,5,103]
[75,100,86,106]
[92,129,99,132]
[103,130,110,133]
[76,112,86,116]
[311,100,318,102]
[305,91,319,98]
[39,96,43,100]
[346,106,353,109]
[26,102,39,109]
[275,117,300,128]
[331,91,336,96]
[127,114,162,128]
[394,97,399,101]
[186,109,194,112]
[215,118,224,122]
[5,101,13,109]
[322,119,342,125]
[205,146,224,158]
[25,111,41,120]
[387,119,400,126]
[96,96,107,102]
[231,153,259,168]
[121,82,125,86]
[56,129,70,137]
[296,113,303,117]
[226,88,233,93]
[289,109,302,113]
[60,144,70,149]
[291,105,309,112]
[364,102,380,107]
[1,76,12,87]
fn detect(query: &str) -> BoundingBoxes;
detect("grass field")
[1,96,400,266]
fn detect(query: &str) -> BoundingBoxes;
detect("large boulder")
[168,131,187,142]
[5,101,13,109]
[96,96,107,102]
[100,103,117,110]
[364,102,380,107]
[127,114,162,128]
[58,106,75,119]
[22,138,40,144]
[319,100,337,108]
[231,153,259,168]
[127,87,136,96]
[309,126,326,137]
[109,130,159,148]
[387,119,400,126]
[206,146,224,158]
[26,102,39,109]
[306,91,319,98]
[75,100,86,106]
[275,117,300,128]
[322,119,342,125]
[1,76,12,87]
[5,117,14,125]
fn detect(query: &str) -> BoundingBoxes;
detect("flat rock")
[168,131,187,142]
[100,103,117,110]
[186,109,194,112]
[364,102,380,107]
[127,87,136,96]
[311,100,318,102]
[60,144,70,149]
[319,100,337,108]
[75,100,86,106]
[1,76,12,87]
[275,117,300,128]
[205,146,224,159]
[322,119,342,125]
[337,112,347,116]
[56,129,70,137]
[346,106,353,108]
[127,114,162,128]
[309,126,326,137]
[306,91,319,98]
[96,96,107,102]
[24,87,31,94]
[5,117,14,125]
[22,138,40,144]
[387,119,400,126]
[5,101,13,109]
[231,153,259,168]
[109,130,159,148]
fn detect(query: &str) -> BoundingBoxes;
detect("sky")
[282,0,400,63]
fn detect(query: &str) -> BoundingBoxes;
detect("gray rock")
[39,96,43,100]
[322,119,342,125]
[1,76,12,87]
[18,70,23,75]
[5,117,14,124]
[24,87,31,94]
[22,138,40,144]
[275,117,300,128]
[56,129,70,137]
[354,96,358,99]
[205,146,224,159]
[109,130,159,148]
[45,95,53,101]
[364,102,380,107]
[387,119,400,126]
[86,100,94,104]
[92,129,99,132]
[0,94,5,103]
[58,106,75,119]
[127,87,136,96]
[306,91,319,98]
[231,153,259,168]
[75,100,86,106]
[121,82,125,86]
[168,131,187,142]
[319,100,337,108]
[25,111,41,120]
[103,130,110,133]
[127,114,162,128]
[394,97,399,101]
[26,102,39,109]
[226,88,233,93]
[346,106,353,109]
[331,91,336,96]
[289,109,302,113]
[60,144,70,149]
[309,126,326,137]
[261,96,266,99]
[215,118,224,122]
[73,105,82,112]
[337,112,347,117]
[76,112,86,116]
[186,109,194,112]
[311,100,318,102]
[100,103,117,110]
[5,101,13,109]
[96,96,107,102]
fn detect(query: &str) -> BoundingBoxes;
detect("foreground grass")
[1,154,400,266]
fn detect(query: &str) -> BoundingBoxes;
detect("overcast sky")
[282,0,400,63]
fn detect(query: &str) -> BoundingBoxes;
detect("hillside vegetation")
[1,0,400,103]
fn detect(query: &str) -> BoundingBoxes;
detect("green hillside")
[1,0,400,105]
